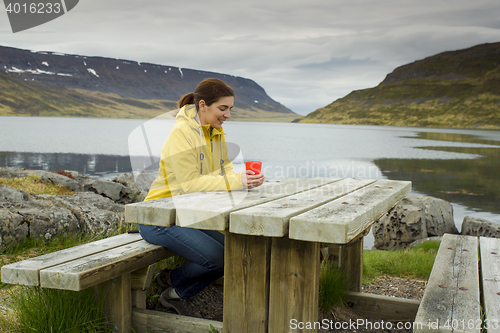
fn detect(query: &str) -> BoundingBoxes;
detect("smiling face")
[198,96,234,129]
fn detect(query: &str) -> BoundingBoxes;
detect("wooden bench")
[1,233,174,332]
[415,234,500,333]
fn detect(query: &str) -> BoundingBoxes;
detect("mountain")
[0,45,300,122]
[300,42,500,129]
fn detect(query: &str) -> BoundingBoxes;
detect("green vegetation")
[0,174,74,195]
[209,324,220,333]
[318,261,350,313]
[5,287,112,333]
[363,241,440,283]
[300,42,500,129]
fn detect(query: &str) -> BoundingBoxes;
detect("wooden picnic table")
[125,177,411,333]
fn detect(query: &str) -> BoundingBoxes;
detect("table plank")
[1,233,142,286]
[126,177,341,230]
[179,177,342,230]
[288,179,411,244]
[39,240,172,291]
[229,178,375,237]
[414,234,480,333]
[479,236,500,333]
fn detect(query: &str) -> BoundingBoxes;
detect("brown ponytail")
[177,92,195,108]
[176,78,235,111]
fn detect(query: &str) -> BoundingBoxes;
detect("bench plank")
[414,234,480,333]
[479,237,500,333]
[288,180,411,244]
[229,178,374,237]
[40,240,172,291]
[1,233,142,286]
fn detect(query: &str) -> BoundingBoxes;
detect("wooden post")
[339,237,363,292]
[268,237,320,333]
[101,273,132,333]
[131,264,155,290]
[131,290,147,310]
[223,233,271,333]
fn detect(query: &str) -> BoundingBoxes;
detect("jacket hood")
[176,104,224,136]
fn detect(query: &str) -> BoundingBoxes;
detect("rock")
[461,216,500,238]
[0,167,148,204]
[0,209,28,248]
[133,172,156,192]
[0,183,125,250]
[0,168,143,250]
[112,173,149,203]
[40,193,124,235]
[19,204,81,240]
[1,184,29,203]
[413,196,457,236]
[373,196,458,250]
[373,200,428,250]
[77,173,147,204]
[0,167,82,191]
[82,177,125,202]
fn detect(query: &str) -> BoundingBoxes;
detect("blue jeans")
[138,224,224,298]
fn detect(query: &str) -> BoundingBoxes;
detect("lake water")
[1,116,499,248]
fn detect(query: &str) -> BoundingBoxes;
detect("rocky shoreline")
[0,167,155,249]
[1,166,498,251]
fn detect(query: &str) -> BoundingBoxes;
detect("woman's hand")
[241,170,265,189]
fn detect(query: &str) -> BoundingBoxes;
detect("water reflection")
[0,152,133,178]
[374,132,500,214]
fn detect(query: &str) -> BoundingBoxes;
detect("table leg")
[223,233,271,333]
[339,237,363,292]
[269,237,320,333]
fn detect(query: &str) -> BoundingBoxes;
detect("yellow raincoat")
[145,104,243,201]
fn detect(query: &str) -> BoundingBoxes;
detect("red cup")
[245,161,262,175]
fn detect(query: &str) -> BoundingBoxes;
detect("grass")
[318,261,350,313]
[363,241,440,283]
[0,174,74,195]
[5,287,113,333]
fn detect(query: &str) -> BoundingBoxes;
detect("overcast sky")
[1,0,500,116]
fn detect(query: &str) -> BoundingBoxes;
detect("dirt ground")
[149,276,427,333]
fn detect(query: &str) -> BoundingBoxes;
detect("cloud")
[1,0,500,115]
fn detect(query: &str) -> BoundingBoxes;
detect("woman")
[139,78,265,314]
